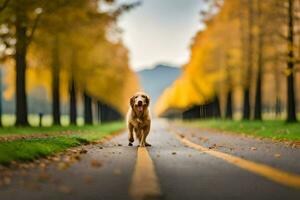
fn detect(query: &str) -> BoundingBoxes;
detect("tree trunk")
[51,37,61,125]
[225,56,233,119]
[243,0,253,120]
[83,91,93,125]
[254,70,262,120]
[286,0,297,122]
[254,1,263,120]
[275,97,281,117]
[69,78,77,125]
[243,89,250,120]
[97,100,101,123]
[0,68,2,127]
[213,97,221,118]
[100,102,107,123]
[225,91,233,119]
[15,8,29,126]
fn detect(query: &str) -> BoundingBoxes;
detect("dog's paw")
[145,143,151,147]
[129,137,134,143]
[128,143,133,146]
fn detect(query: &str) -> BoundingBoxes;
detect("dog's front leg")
[128,123,134,146]
[144,125,151,147]
[140,130,146,147]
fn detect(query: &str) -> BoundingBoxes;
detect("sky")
[116,0,206,71]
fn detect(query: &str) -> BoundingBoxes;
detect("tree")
[83,91,93,125]
[254,0,264,120]
[242,0,254,120]
[51,36,61,125]
[225,57,233,119]
[286,0,297,122]
[0,68,2,126]
[69,75,77,125]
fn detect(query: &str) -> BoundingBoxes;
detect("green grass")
[0,122,125,165]
[1,114,84,127]
[0,121,124,136]
[185,120,300,141]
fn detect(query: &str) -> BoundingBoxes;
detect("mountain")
[137,64,181,108]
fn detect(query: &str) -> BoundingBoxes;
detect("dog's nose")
[138,101,143,106]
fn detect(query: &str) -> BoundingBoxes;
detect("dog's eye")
[134,96,138,99]
[141,95,146,98]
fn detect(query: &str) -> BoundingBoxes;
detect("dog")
[127,92,151,147]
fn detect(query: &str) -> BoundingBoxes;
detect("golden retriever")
[127,92,151,147]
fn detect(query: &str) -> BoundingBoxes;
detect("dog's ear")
[145,95,150,106]
[130,96,135,108]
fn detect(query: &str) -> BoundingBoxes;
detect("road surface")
[0,119,300,200]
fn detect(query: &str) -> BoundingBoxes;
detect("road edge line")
[175,134,300,190]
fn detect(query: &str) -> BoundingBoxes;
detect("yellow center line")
[129,147,162,200]
[175,134,300,190]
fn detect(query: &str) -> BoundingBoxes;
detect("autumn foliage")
[156,0,299,122]
[0,0,140,126]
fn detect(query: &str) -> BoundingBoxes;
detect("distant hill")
[137,64,181,108]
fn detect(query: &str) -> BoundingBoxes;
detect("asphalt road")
[1,119,300,200]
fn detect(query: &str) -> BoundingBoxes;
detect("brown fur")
[126,92,151,147]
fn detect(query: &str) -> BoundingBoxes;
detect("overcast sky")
[117,0,206,71]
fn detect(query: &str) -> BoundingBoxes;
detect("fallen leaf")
[250,147,257,151]
[172,152,176,155]
[73,155,81,161]
[63,156,71,162]
[3,177,11,185]
[199,137,209,142]
[274,153,281,158]
[70,150,78,154]
[80,149,88,154]
[58,185,72,194]
[38,173,51,182]
[52,156,61,162]
[57,162,69,170]
[90,160,102,168]
[39,163,46,169]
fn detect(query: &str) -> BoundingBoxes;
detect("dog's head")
[130,92,150,113]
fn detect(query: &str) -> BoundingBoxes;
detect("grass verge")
[185,120,300,141]
[0,122,125,165]
[0,121,124,136]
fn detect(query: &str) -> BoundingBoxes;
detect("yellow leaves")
[155,0,242,117]
[155,72,216,116]
[283,68,293,77]
[2,64,15,101]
